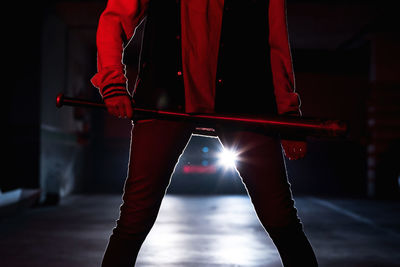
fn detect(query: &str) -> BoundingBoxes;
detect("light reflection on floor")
[138,195,282,266]
[1,194,399,266]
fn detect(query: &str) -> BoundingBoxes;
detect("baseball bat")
[56,93,348,138]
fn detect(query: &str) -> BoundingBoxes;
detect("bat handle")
[56,93,107,109]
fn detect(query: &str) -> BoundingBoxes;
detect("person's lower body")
[101,119,317,267]
[218,129,318,266]
[101,119,193,267]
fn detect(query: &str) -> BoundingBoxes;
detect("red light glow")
[182,165,217,174]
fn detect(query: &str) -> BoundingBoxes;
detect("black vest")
[133,0,278,116]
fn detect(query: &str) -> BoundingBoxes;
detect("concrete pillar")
[367,33,400,198]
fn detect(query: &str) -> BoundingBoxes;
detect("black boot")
[101,233,147,267]
[268,223,318,267]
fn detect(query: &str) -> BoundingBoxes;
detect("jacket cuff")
[90,66,129,99]
[101,83,130,100]
[276,91,302,116]
[282,110,302,117]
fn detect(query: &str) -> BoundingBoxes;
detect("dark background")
[4,0,400,205]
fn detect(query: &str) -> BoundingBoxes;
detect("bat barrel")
[131,109,348,138]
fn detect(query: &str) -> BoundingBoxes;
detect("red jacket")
[91,0,301,116]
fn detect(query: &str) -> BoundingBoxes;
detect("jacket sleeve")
[269,0,302,116]
[91,0,149,99]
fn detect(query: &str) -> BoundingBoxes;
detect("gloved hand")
[104,95,134,119]
[281,139,307,160]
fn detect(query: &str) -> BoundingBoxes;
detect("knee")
[259,211,301,231]
[115,199,162,236]
[112,219,152,241]
[251,194,300,229]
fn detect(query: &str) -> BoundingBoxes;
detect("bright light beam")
[217,148,238,169]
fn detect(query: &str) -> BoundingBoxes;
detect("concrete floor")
[0,194,399,267]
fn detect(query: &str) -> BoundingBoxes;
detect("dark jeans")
[102,119,318,266]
